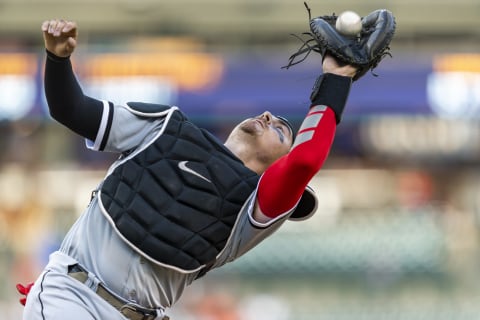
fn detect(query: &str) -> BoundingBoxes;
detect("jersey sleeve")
[212,188,292,269]
[86,103,176,153]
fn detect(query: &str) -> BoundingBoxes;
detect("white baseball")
[335,11,362,36]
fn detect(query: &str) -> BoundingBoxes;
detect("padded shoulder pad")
[126,102,172,117]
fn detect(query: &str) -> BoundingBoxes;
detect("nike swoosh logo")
[178,161,212,183]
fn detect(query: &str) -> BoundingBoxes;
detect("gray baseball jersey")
[23,102,294,319]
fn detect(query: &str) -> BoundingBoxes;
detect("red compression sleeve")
[257,106,336,218]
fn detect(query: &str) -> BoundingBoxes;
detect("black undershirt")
[44,50,104,141]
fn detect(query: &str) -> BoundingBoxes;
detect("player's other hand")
[41,19,78,57]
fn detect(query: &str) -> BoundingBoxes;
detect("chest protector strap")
[99,104,259,273]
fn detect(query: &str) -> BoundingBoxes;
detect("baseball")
[335,11,362,36]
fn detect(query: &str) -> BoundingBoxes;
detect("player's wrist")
[310,73,352,124]
[46,49,71,62]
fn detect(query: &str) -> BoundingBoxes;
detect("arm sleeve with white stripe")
[44,50,105,142]
[257,73,352,218]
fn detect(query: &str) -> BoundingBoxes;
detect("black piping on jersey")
[38,269,51,320]
[248,216,277,230]
[99,102,114,151]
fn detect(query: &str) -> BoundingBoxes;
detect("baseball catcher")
[18,5,395,320]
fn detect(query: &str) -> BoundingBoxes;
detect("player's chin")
[239,120,263,135]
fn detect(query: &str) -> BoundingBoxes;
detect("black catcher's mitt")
[284,2,396,81]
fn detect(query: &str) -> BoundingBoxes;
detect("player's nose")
[260,111,273,124]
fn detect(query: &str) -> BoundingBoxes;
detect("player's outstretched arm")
[41,19,78,58]
[41,19,104,142]
[253,55,357,223]
[254,4,395,223]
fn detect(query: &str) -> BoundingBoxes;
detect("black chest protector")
[99,104,259,272]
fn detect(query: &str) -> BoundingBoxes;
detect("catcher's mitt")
[284,2,396,81]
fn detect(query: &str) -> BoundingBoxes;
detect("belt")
[67,264,168,320]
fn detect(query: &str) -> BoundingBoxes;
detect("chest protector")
[99,103,259,273]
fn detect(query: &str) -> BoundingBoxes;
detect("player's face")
[229,111,294,167]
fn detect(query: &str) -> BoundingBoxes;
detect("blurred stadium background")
[1,0,480,319]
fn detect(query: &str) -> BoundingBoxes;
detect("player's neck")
[224,141,266,175]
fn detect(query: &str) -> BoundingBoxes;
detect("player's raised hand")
[41,19,78,57]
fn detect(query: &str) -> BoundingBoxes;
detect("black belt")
[67,264,168,320]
